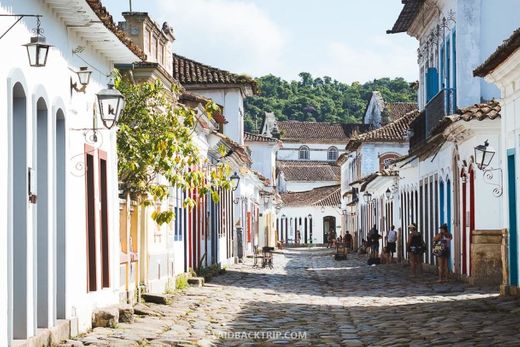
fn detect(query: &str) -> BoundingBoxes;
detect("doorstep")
[12,319,72,347]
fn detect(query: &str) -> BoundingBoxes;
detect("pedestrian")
[296,229,301,245]
[328,227,336,248]
[386,225,398,263]
[407,223,425,277]
[345,231,353,251]
[369,226,381,259]
[433,223,452,283]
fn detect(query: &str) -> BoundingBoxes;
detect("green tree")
[116,75,231,225]
[244,73,416,132]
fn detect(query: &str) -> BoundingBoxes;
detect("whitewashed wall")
[277,143,344,162]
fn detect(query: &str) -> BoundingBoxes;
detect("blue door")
[508,149,518,286]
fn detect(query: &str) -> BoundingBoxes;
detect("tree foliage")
[116,75,232,225]
[244,73,416,132]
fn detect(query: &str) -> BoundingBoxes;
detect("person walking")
[386,225,398,263]
[369,226,381,259]
[407,223,425,277]
[345,231,353,251]
[433,223,452,283]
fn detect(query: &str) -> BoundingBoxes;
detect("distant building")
[268,119,370,245]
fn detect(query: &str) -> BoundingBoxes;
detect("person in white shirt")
[386,225,398,262]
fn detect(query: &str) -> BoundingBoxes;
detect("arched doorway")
[323,216,336,244]
[11,82,28,339]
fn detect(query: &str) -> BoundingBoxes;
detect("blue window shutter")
[426,67,439,102]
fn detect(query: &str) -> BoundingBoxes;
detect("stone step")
[92,306,119,328]
[188,277,205,287]
[142,293,174,305]
[119,304,134,323]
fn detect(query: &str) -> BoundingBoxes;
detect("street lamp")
[96,79,125,129]
[363,191,372,204]
[229,172,240,191]
[474,140,496,170]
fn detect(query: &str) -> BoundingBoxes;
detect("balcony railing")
[425,88,456,135]
[409,88,456,152]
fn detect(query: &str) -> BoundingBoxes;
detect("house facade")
[382,0,519,279]
[474,27,520,294]
[271,119,369,244]
[0,0,145,343]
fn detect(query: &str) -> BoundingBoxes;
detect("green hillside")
[244,73,417,132]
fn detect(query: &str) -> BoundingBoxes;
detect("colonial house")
[270,118,369,244]
[384,0,519,281]
[245,131,283,249]
[340,109,419,251]
[474,27,520,295]
[172,53,261,258]
[0,0,145,343]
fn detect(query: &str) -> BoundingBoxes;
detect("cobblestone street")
[75,248,520,346]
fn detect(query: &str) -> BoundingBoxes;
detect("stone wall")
[470,229,503,286]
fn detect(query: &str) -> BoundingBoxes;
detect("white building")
[385,0,518,278]
[340,110,419,250]
[267,119,369,244]
[0,0,144,343]
[474,27,520,294]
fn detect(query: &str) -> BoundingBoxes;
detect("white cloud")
[155,0,287,76]
[314,37,418,83]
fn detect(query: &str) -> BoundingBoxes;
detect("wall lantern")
[23,16,52,67]
[307,213,312,219]
[96,79,125,129]
[71,66,92,93]
[275,205,281,212]
[320,206,325,213]
[385,188,392,199]
[474,140,503,197]
[363,191,372,204]
[474,140,496,170]
[229,172,240,191]
[282,214,286,219]
[341,209,348,216]
[0,14,51,67]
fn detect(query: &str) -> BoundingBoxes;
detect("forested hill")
[244,73,417,133]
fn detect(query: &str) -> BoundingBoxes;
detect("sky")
[103,0,418,84]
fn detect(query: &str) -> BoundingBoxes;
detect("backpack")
[409,235,425,254]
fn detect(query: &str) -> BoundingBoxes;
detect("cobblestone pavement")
[73,248,520,346]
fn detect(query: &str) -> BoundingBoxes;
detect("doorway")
[508,150,518,286]
[323,216,336,244]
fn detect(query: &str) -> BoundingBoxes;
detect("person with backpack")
[407,223,425,277]
[433,223,452,283]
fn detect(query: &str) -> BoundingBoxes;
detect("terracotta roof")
[212,132,252,165]
[403,101,502,163]
[346,110,420,150]
[277,160,340,182]
[252,170,270,186]
[350,170,399,191]
[280,185,341,207]
[387,0,425,34]
[474,27,520,77]
[431,100,501,136]
[277,121,370,143]
[244,132,278,143]
[85,0,146,60]
[383,102,418,124]
[172,53,257,93]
